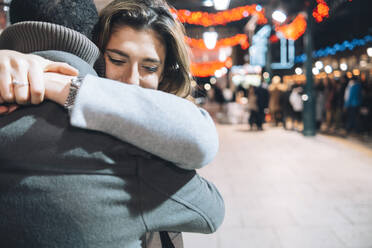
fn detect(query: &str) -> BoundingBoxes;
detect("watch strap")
[64,76,84,114]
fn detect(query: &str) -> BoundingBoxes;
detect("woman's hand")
[0,50,78,108]
[0,72,76,114]
[44,72,76,106]
[0,104,19,115]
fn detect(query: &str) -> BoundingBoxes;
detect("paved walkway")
[184,124,372,248]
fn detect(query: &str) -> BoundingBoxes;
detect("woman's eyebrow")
[106,49,162,64]
[143,58,162,64]
[106,49,129,58]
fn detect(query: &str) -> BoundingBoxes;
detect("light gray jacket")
[71,74,218,170]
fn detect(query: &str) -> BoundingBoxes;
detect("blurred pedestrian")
[333,76,348,133]
[289,84,304,131]
[315,80,326,131]
[280,83,294,130]
[325,78,336,132]
[344,75,362,134]
[359,74,371,136]
[268,82,283,126]
[247,86,259,130]
[214,83,226,112]
[255,82,269,130]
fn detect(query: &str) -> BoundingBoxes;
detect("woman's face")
[104,25,166,89]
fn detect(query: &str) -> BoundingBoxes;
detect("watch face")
[71,77,81,87]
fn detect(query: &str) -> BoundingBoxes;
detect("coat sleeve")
[137,158,225,234]
[70,74,219,170]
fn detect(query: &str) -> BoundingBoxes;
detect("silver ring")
[12,81,29,86]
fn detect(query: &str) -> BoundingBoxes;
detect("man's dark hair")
[9,0,99,39]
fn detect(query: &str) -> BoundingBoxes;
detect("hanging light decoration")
[186,33,249,50]
[178,1,334,78]
[170,5,267,27]
[191,57,233,77]
[312,0,330,23]
[275,14,307,41]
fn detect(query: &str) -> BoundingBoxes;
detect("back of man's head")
[9,0,98,39]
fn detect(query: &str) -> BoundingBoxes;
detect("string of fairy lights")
[191,58,233,78]
[170,4,267,27]
[295,35,372,63]
[186,33,249,50]
[173,1,331,77]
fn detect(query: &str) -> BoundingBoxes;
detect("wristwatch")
[64,76,84,114]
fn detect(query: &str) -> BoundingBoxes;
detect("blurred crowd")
[202,73,372,138]
[268,74,371,137]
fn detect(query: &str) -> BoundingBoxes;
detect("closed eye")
[143,66,159,73]
[107,54,126,66]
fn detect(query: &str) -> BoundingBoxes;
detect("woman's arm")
[69,75,219,170]
[0,49,219,169]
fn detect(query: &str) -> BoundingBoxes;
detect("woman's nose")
[123,65,140,86]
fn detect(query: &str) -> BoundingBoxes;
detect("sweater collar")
[0,21,100,66]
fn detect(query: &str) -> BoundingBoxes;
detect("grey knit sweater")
[0,21,100,66]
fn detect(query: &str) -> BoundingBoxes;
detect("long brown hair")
[93,0,191,98]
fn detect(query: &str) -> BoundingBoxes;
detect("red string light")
[186,34,249,50]
[191,57,233,77]
[170,5,267,27]
[269,34,279,43]
[312,0,330,23]
[275,14,307,40]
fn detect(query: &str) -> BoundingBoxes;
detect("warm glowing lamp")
[367,47,372,57]
[295,67,303,75]
[213,0,230,10]
[203,31,218,50]
[340,63,348,71]
[203,0,214,7]
[312,68,320,75]
[315,61,323,70]
[324,65,333,74]
[272,10,287,23]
